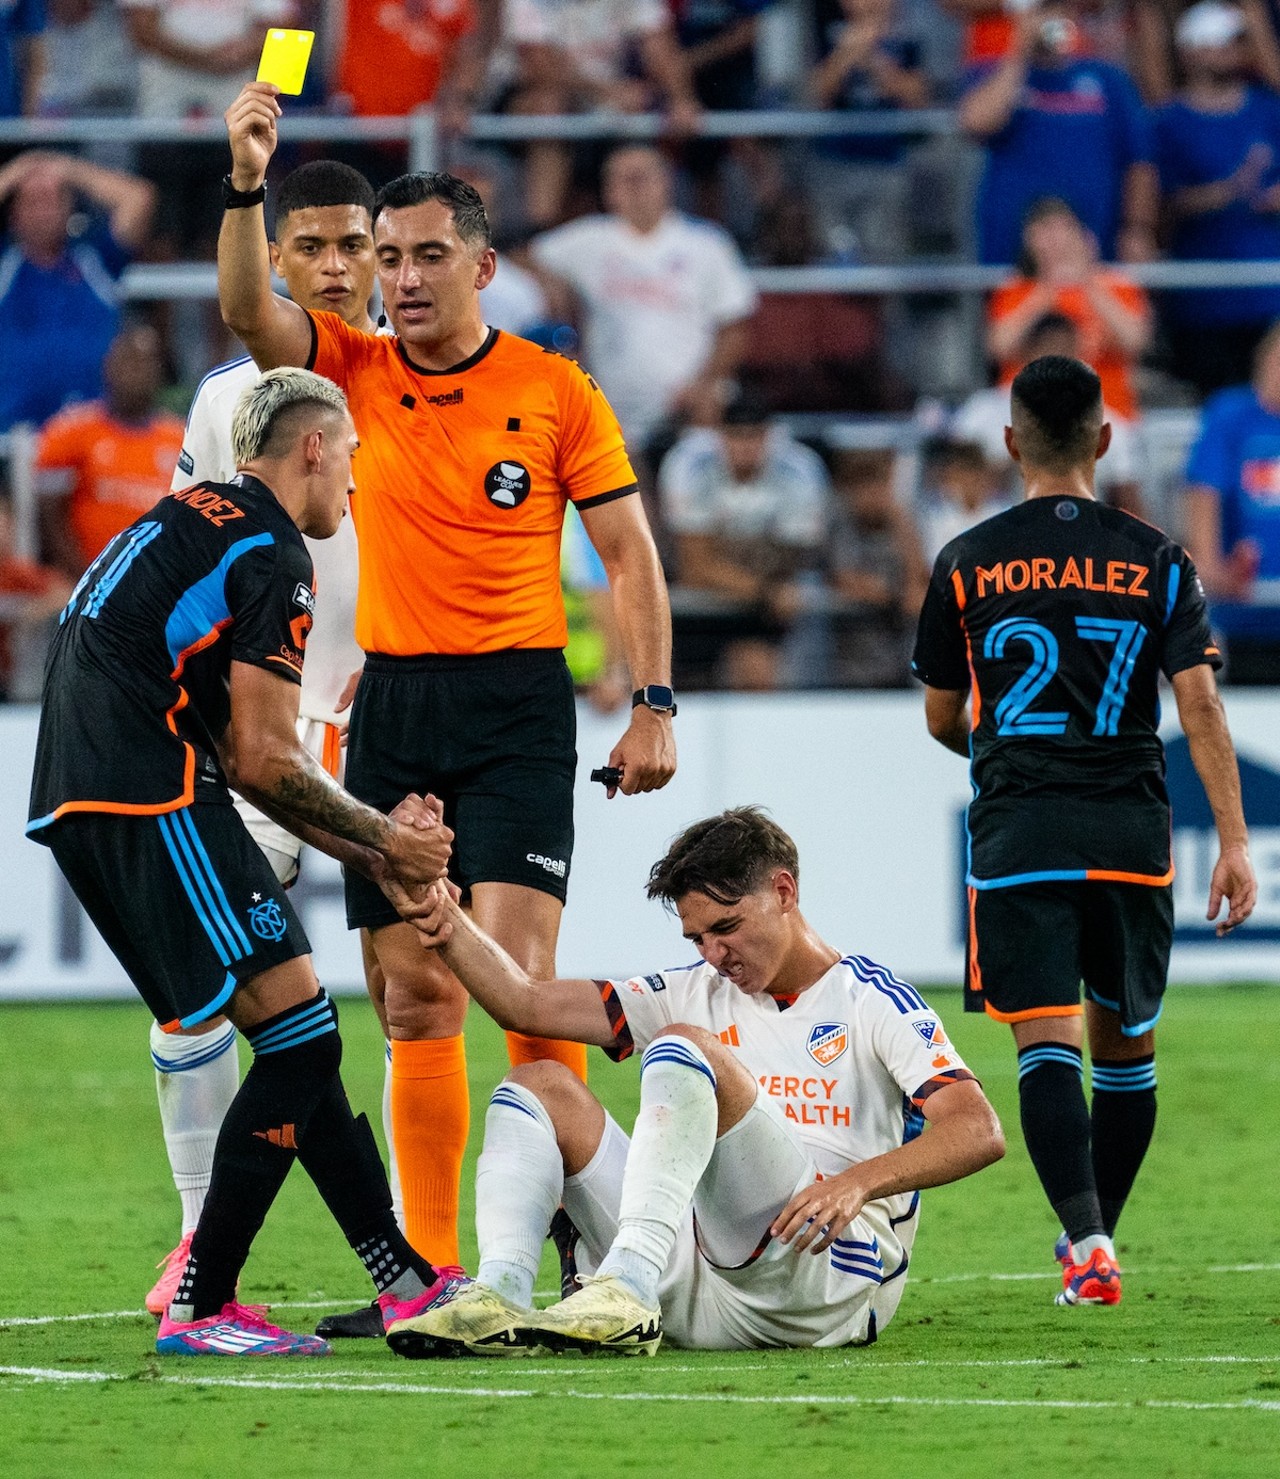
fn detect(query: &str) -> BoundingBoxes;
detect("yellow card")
[257,29,315,95]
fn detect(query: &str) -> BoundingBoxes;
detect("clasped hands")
[371,793,457,925]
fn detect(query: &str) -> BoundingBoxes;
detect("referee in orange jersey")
[218,84,677,1321]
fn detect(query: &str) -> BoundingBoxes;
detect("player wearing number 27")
[912,355,1257,1309]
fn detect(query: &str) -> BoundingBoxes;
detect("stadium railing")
[0,107,1276,296]
[0,109,1245,570]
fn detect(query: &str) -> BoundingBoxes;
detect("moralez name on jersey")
[968,557,1151,601]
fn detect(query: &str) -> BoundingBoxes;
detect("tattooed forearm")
[257,751,391,851]
[247,788,385,879]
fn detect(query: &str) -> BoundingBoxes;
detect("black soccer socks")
[174,992,344,1318]
[1090,1055,1157,1237]
[296,1089,437,1299]
[1017,1042,1106,1244]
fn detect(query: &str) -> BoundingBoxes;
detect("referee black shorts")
[965,879,1174,1037]
[343,648,577,931]
[47,801,311,1031]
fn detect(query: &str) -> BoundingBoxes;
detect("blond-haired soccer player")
[218,83,677,1280]
[29,370,461,1356]
[383,808,1004,1356]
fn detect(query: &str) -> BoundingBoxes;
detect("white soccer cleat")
[529,1274,662,1357]
[386,1281,538,1358]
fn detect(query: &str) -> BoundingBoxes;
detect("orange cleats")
[1055,1247,1122,1306]
[146,1232,194,1317]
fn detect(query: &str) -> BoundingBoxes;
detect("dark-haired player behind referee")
[912,356,1256,1308]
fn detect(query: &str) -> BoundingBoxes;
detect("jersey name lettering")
[971,558,1150,601]
[170,485,246,528]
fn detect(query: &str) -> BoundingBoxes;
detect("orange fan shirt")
[0,553,61,690]
[988,273,1149,420]
[36,403,186,569]
[308,313,638,655]
[336,0,476,118]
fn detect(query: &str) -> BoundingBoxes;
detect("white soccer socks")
[149,1017,239,1235]
[597,1036,719,1309]
[474,1081,565,1307]
[382,1040,405,1231]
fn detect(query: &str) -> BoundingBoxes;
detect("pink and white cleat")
[146,1232,193,1317]
[156,1301,331,1356]
[378,1264,470,1333]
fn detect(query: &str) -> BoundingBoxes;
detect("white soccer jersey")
[505,0,668,86]
[175,355,362,724]
[659,425,832,546]
[600,954,974,1228]
[531,212,757,448]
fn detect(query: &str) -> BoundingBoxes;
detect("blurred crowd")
[2,0,1280,697]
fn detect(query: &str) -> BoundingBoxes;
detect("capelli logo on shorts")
[485,460,532,508]
[292,582,316,616]
[527,852,567,878]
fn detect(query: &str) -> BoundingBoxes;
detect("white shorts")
[563,1089,913,1349]
[232,718,343,885]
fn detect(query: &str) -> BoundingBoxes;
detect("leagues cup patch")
[912,1017,948,1049]
[485,460,531,508]
[807,1022,848,1067]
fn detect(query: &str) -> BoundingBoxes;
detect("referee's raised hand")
[225,82,282,188]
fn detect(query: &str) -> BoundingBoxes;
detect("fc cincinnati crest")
[248,897,288,943]
[912,1017,948,1049]
[807,1022,848,1066]
[484,460,531,508]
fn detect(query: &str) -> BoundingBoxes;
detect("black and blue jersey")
[28,474,314,835]
[912,495,1220,887]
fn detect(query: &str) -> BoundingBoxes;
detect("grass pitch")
[2,987,1278,1478]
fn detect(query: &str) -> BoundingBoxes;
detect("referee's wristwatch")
[633,685,677,716]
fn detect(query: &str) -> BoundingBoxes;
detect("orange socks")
[390,1035,469,1268]
[389,1032,583,1267]
[505,1031,588,1083]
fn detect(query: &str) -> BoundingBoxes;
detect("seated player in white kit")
[384,807,1005,1356]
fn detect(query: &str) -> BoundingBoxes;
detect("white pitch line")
[171,1353,1280,1378]
[0,1365,114,1382]
[5,1353,1270,1380]
[0,1311,145,1328]
[2,1262,1275,1331]
[1,1366,1278,1414]
[848,1354,1280,1370]
[921,1261,1280,1285]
